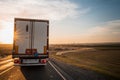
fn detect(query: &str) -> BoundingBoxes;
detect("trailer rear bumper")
[14,63,47,66]
[12,54,48,58]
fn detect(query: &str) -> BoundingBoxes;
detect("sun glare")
[0,21,14,44]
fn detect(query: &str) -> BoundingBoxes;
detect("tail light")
[14,59,20,64]
[41,59,47,64]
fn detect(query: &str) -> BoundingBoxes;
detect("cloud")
[0,0,90,44]
[0,19,14,44]
[87,20,120,35]
[0,20,13,29]
[79,20,120,43]
[0,0,89,21]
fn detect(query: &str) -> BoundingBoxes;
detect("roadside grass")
[0,44,12,58]
[50,45,120,79]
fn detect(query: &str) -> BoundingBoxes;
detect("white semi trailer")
[12,18,49,66]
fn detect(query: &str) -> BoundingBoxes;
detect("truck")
[12,18,49,66]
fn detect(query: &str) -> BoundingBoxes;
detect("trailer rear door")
[13,18,49,58]
[34,22,48,53]
[15,20,31,54]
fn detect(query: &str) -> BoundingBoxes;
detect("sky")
[0,0,120,44]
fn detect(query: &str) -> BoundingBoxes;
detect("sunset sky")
[0,0,120,44]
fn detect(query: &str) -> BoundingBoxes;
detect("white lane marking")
[0,66,14,76]
[48,61,67,80]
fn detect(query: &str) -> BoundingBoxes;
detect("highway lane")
[0,58,119,80]
[50,58,119,80]
[0,61,66,80]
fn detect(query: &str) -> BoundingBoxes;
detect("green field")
[50,43,120,78]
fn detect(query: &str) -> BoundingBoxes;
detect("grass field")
[50,43,120,78]
[0,44,12,58]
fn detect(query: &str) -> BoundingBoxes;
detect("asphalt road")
[0,61,64,80]
[0,58,119,80]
